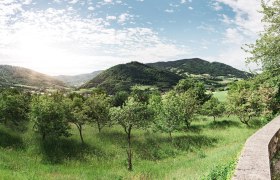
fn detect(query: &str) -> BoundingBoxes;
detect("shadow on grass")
[185,124,203,133]
[207,120,240,129]
[39,138,105,164]
[0,129,24,149]
[134,134,218,161]
[97,131,127,147]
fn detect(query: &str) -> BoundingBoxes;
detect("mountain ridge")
[147,58,251,78]
[0,65,66,88]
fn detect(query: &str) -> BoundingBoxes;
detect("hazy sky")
[0,0,263,75]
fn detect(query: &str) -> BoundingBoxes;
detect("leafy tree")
[85,93,111,133]
[64,94,89,144]
[227,81,261,126]
[245,0,280,72]
[151,90,198,139]
[30,94,70,140]
[201,97,225,121]
[111,91,129,107]
[0,89,30,131]
[130,85,159,103]
[109,98,153,171]
[174,78,210,104]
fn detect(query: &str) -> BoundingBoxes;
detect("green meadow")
[0,115,258,180]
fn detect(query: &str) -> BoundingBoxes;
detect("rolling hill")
[147,58,251,78]
[81,61,182,94]
[0,65,66,88]
[55,70,102,87]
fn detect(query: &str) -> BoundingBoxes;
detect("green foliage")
[111,91,129,107]
[227,81,260,126]
[30,93,71,140]
[64,94,89,143]
[202,160,236,180]
[148,58,251,78]
[110,98,154,132]
[85,93,111,133]
[151,90,198,138]
[244,0,280,72]
[0,89,30,131]
[81,61,182,94]
[227,77,279,125]
[201,97,225,121]
[110,97,154,170]
[174,78,211,104]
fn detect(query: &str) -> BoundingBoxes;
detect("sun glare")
[14,26,78,75]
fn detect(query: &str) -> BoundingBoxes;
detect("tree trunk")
[169,131,172,142]
[76,124,84,144]
[213,116,216,121]
[97,122,101,133]
[42,132,46,141]
[127,125,133,171]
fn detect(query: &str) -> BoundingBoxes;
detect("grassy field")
[213,91,228,102]
[0,115,258,180]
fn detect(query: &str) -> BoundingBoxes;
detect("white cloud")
[118,13,133,24]
[104,0,113,4]
[216,0,263,37]
[181,0,187,4]
[106,15,117,20]
[210,0,264,71]
[69,0,79,4]
[212,2,222,11]
[0,3,190,75]
[88,6,94,11]
[223,28,244,45]
[165,9,174,13]
[197,23,216,33]
[188,6,193,10]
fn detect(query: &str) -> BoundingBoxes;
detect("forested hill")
[81,61,182,94]
[0,65,66,88]
[147,58,251,78]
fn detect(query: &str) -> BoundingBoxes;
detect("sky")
[0,0,264,75]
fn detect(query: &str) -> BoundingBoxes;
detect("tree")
[111,91,129,107]
[64,94,89,144]
[30,94,70,140]
[201,97,225,121]
[0,89,30,131]
[227,81,261,126]
[174,78,210,105]
[151,90,198,139]
[109,98,153,171]
[85,93,111,133]
[245,0,280,72]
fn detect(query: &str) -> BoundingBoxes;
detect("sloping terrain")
[147,58,251,78]
[81,61,182,94]
[0,65,66,88]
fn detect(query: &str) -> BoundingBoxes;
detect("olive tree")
[109,97,153,171]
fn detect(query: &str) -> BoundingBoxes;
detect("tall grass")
[0,116,257,179]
